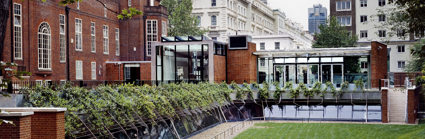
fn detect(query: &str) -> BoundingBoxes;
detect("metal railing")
[210,119,254,139]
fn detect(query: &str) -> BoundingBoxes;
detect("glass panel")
[344,57,368,83]
[298,58,307,63]
[322,65,332,83]
[176,36,189,41]
[285,65,295,83]
[176,45,189,80]
[297,65,308,84]
[308,58,319,63]
[203,44,209,80]
[285,58,296,63]
[162,37,175,42]
[163,45,175,81]
[189,45,202,80]
[321,57,332,62]
[275,65,284,86]
[274,58,284,63]
[309,65,319,88]
[333,65,343,88]
[332,57,344,62]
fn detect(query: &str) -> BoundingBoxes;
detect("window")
[275,42,280,50]
[337,16,351,26]
[297,46,300,49]
[162,21,167,36]
[360,30,368,38]
[125,67,130,79]
[197,16,201,26]
[212,0,216,6]
[260,58,265,67]
[75,18,82,51]
[397,45,405,52]
[76,60,83,80]
[360,0,367,7]
[360,15,367,23]
[336,1,351,11]
[211,15,217,26]
[103,25,109,54]
[14,3,22,60]
[128,0,131,7]
[60,15,66,62]
[378,0,385,6]
[60,80,66,85]
[379,14,386,22]
[361,61,368,69]
[397,29,405,37]
[260,43,265,50]
[397,61,405,69]
[379,30,386,37]
[146,20,157,56]
[212,37,217,41]
[38,22,51,70]
[115,28,119,56]
[91,62,96,80]
[91,22,96,52]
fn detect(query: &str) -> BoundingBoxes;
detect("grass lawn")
[234,122,425,139]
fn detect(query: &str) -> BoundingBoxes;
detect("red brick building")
[2,0,167,82]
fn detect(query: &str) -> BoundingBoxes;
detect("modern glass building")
[308,4,327,34]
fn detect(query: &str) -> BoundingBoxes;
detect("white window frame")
[378,0,386,6]
[212,0,216,7]
[76,60,83,80]
[379,30,386,37]
[103,25,109,54]
[162,21,167,36]
[38,22,52,70]
[397,45,405,53]
[360,0,367,7]
[397,29,405,37]
[336,1,351,11]
[197,16,201,27]
[260,43,265,50]
[60,15,66,62]
[14,3,22,60]
[397,61,405,69]
[379,14,386,22]
[60,80,66,85]
[91,22,96,53]
[75,18,82,51]
[211,15,217,26]
[146,20,157,56]
[337,16,351,26]
[91,62,96,80]
[360,15,367,23]
[36,80,43,85]
[361,61,368,69]
[360,30,368,38]
[260,58,265,67]
[115,28,119,56]
[275,42,280,50]
[128,0,131,7]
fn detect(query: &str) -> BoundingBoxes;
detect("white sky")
[267,0,330,31]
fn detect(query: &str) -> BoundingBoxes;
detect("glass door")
[274,65,285,86]
[308,65,319,88]
[333,64,343,88]
[321,65,332,83]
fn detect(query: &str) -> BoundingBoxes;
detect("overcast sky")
[267,0,330,31]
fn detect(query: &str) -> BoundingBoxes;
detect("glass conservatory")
[255,47,372,88]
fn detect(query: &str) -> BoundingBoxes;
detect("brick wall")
[105,63,124,80]
[140,63,151,80]
[214,55,226,83]
[407,87,421,124]
[226,42,257,84]
[329,0,356,35]
[381,89,388,123]
[0,116,31,139]
[371,41,387,88]
[31,112,65,139]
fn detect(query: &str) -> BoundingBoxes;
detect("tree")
[313,16,359,48]
[161,0,209,36]
[0,0,142,61]
[404,39,425,72]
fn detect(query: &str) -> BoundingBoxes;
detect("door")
[274,65,285,86]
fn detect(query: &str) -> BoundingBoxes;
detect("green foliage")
[253,82,269,100]
[161,0,209,36]
[272,82,284,99]
[22,82,231,137]
[313,16,359,48]
[283,81,296,98]
[405,39,425,72]
[231,81,254,100]
[323,81,337,97]
[296,83,309,98]
[354,78,365,91]
[117,7,143,20]
[338,81,350,97]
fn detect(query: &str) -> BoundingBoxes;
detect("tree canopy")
[312,16,358,48]
[161,0,209,36]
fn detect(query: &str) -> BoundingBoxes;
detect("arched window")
[197,16,201,26]
[211,15,217,26]
[38,22,51,70]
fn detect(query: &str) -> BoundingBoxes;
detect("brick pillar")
[370,41,387,89]
[105,63,124,81]
[406,87,420,124]
[140,63,151,80]
[0,116,31,139]
[381,89,388,123]
[226,42,257,84]
[31,112,65,139]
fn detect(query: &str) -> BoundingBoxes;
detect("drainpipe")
[10,0,13,62]
[65,6,70,81]
[143,15,147,61]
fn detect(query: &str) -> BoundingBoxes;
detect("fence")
[390,72,422,88]
[210,119,254,139]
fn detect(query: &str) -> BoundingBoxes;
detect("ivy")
[272,82,284,100]
[253,82,269,100]
[231,81,254,100]
[322,81,337,97]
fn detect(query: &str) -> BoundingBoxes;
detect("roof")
[253,47,371,57]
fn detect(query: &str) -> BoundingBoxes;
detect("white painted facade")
[192,0,314,48]
[355,0,413,72]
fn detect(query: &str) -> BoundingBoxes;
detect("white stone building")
[355,0,414,72]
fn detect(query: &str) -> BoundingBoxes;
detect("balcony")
[143,5,167,16]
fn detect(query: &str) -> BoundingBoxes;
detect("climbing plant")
[354,78,365,93]
[272,82,284,99]
[253,82,269,100]
[322,81,337,97]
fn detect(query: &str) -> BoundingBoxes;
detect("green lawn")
[234,122,425,139]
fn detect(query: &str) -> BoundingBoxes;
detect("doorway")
[124,64,140,83]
